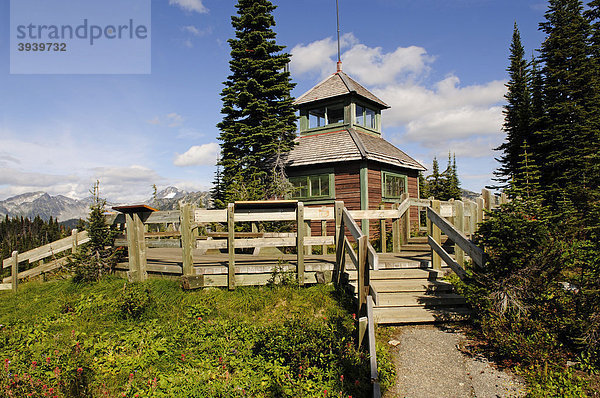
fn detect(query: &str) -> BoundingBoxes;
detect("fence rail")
[0,229,89,292]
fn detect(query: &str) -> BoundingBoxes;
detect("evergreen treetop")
[214,0,297,206]
[493,23,532,189]
[537,0,600,218]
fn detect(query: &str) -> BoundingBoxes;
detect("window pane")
[355,105,364,125]
[309,108,326,128]
[319,175,329,196]
[366,108,376,129]
[384,173,405,198]
[309,174,330,197]
[309,174,329,197]
[327,106,344,124]
[290,177,308,198]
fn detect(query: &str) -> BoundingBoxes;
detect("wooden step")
[373,306,471,324]
[408,236,448,244]
[401,244,431,251]
[343,268,439,282]
[370,279,455,293]
[373,292,466,307]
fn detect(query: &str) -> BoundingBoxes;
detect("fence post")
[401,193,410,245]
[379,204,386,253]
[125,213,147,282]
[304,221,311,256]
[357,235,367,315]
[454,201,465,266]
[392,203,400,253]
[252,223,260,255]
[71,229,78,254]
[297,202,305,286]
[482,188,492,219]
[181,203,194,276]
[227,203,235,291]
[469,201,477,237]
[430,200,442,270]
[334,201,344,284]
[321,220,327,255]
[11,251,18,293]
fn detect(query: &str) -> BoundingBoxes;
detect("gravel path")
[383,325,526,398]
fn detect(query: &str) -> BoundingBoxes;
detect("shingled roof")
[283,128,425,171]
[294,72,389,109]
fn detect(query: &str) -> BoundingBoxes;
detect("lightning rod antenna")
[336,0,342,72]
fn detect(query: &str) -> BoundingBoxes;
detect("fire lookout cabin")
[283,66,426,236]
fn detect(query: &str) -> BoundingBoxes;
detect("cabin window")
[290,174,333,199]
[308,105,345,128]
[382,171,407,199]
[355,105,377,130]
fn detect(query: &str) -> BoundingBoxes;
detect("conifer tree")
[537,0,600,216]
[214,0,297,205]
[426,157,443,199]
[493,23,532,189]
[529,55,545,150]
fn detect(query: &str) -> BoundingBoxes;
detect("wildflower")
[340,374,344,382]
[49,388,54,393]
[77,367,83,375]
[46,357,51,364]
[352,313,356,320]
[53,367,60,377]
[354,380,359,386]
[197,316,202,320]
[323,389,327,396]
[181,354,185,361]
[32,360,37,368]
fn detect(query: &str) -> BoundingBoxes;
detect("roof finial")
[336,0,342,73]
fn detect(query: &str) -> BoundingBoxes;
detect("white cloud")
[149,113,185,127]
[290,33,358,77]
[291,33,434,86]
[169,0,208,14]
[183,25,201,36]
[148,116,161,125]
[174,143,219,167]
[167,113,184,127]
[292,35,507,161]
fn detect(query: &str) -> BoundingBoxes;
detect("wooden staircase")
[344,237,471,324]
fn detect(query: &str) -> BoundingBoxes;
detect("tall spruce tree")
[537,0,600,217]
[426,157,443,199]
[587,1,600,59]
[493,23,532,189]
[214,0,297,206]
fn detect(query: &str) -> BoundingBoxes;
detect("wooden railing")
[0,229,89,292]
[331,201,381,397]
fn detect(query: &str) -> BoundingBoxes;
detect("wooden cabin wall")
[289,161,421,243]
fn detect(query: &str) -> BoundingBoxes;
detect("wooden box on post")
[112,205,157,282]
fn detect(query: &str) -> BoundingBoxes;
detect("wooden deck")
[114,245,453,290]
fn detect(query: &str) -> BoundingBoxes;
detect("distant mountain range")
[0,187,212,223]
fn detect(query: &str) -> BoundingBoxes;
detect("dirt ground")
[382,325,526,398]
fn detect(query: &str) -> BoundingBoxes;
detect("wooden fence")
[0,229,89,292]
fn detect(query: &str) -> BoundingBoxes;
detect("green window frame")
[289,173,335,200]
[355,104,377,130]
[307,104,345,129]
[381,171,407,199]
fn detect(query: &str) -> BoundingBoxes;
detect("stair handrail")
[426,204,486,281]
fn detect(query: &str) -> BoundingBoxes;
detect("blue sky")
[0,0,550,202]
